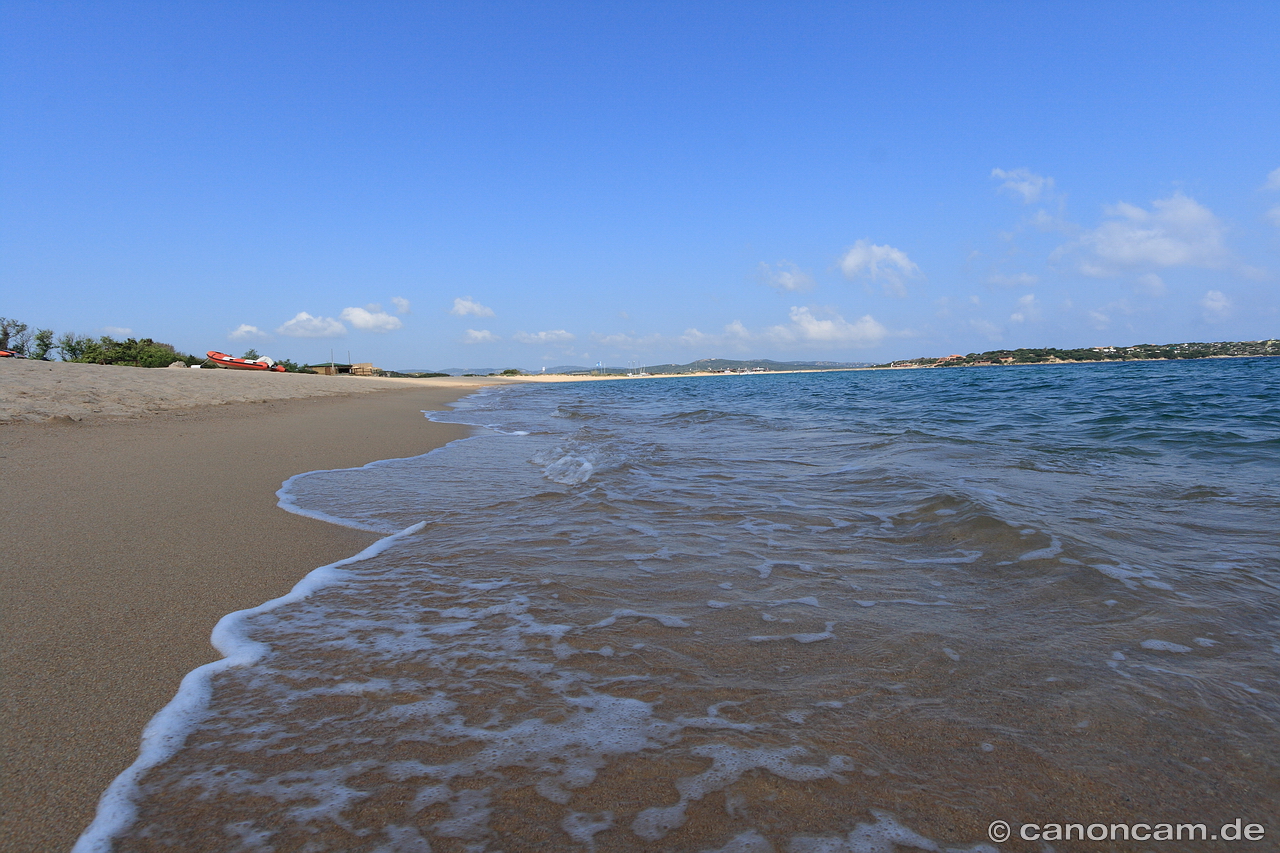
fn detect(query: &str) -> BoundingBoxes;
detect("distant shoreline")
[875,352,1279,370]
[409,339,1280,378]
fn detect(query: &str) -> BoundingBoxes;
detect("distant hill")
[390,342,1277,377]
[881,339,1279,368]
[540,358,873,375]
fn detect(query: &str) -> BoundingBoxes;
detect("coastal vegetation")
[0,316,312,370]
[54,333,202,368]
[884,339,1279,369]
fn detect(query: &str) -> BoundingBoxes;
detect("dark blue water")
[83,359,1280,852]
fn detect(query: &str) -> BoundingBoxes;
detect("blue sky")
[4,2,1278,369]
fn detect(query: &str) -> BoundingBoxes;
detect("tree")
[29,329,55,360]
[1,318,30,354]
[56,332,95,361]
[242,348,261,360]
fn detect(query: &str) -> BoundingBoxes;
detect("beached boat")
[206,351,286,372]
[0,350,16,357]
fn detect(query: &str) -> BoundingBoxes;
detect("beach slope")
[0,363,497,853]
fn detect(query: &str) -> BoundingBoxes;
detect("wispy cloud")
[277,312,346,338]
[462,329,498,344]
[594,308,888,355]
[758,261,814,292]
[1135,273,1166,296]
[514,329,575,344]
[451,296,494,317]
[991,167,1056,204]
[969,318,1003,341]
[839,240,920,297]
[766,306,888,347]
[341,304,403,332]
[593,331,668,350]
[101,326,132,337]
[1060,193,1229,275]
[987,272,1038,288]
[1264,167,1280,191]
[1201,289,1232,321]
[391,296,411,314]
[228,324,270,342]
[1088,299,1135,330]
[1009,294,1041,323]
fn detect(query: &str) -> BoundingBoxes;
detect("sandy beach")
[0,361,510,853]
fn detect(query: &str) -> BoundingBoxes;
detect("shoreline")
[0,380,500,853]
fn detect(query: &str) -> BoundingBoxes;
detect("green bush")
[58,334,198,367]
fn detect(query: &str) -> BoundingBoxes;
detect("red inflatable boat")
[206,351,286,372]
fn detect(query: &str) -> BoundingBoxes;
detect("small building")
[305,363,353,375]
[304,362,382,376]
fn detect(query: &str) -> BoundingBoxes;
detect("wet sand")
[0,376,501,853]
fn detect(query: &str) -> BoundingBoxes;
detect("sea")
[77,358,1279,853]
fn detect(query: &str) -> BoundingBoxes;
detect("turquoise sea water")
[81,359,1279,852]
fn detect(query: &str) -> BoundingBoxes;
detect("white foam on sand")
[70,521,428,853]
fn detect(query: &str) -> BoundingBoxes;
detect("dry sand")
[0,361,517,852]
[0,359,671,426]
[0,358,510,424]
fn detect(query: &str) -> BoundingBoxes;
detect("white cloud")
[451,296,494,317]
[514,329,575,344]
[391,296,411,314]
[277,312,346,338]
[1031,209,1074,233]
[596,311,889,355]
[462,329,498,344]
[1069,193,1228,274]
[1265,168,1280,191]
[101,326,132,337]
[1088,310,1111,330]
[758,261,814,292]
[228,324,270,342]
[341,305,403,332]
[988,272,1038,287]
[1009,294,1041,323]
[1201,289,1232,321]
[992,168,1055,204]
[969,318,1003,341]
[677,328,711,347]
[839,240,920,297]
[1136,273,1166,296]
[673,321,751,350]
[593,331,667,350]
[767,306,888,347]
[1267,206,1280,229]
